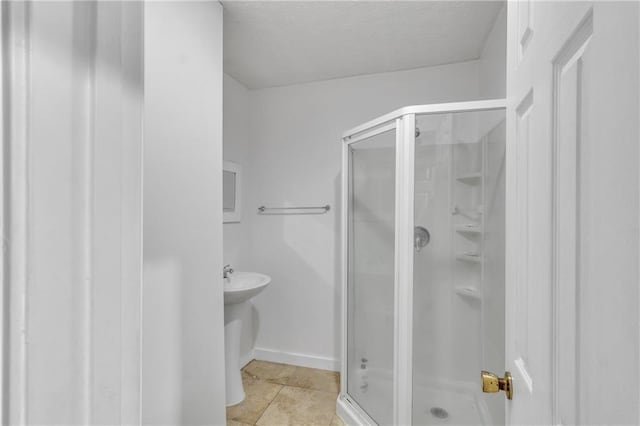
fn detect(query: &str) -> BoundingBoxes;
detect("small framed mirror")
[223,161,242,223]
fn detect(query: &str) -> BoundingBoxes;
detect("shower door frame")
[339,99,507,425]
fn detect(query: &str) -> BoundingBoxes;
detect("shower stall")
[339,100,506,425]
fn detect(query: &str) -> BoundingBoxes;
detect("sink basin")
[224,272,271,305]
[223,271,271,406]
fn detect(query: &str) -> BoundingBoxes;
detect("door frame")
[1,2,144,422]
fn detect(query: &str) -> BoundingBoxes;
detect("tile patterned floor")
[226,360,345,426]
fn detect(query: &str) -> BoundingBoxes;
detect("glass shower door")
[346,126,396,425]
[341,101,506,426]
[412,109,506,425]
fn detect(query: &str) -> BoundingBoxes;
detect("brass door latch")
[481,370,513,400]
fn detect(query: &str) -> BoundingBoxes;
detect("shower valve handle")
[481,370,513,400]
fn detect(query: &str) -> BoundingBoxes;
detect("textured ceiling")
[223,1,504,89]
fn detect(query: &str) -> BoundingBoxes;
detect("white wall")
[246,61,482,369]
[143,2,225,425]
[479,4,506,99]
[223,75,251,269]
[222,14,508,370]
[223,74,257,366]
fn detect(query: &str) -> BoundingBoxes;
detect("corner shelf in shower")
[455,253,483,263]
[454,285,482,301]
[455,224,482,235]
[455,172,483,185]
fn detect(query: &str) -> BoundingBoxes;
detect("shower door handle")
[481,370,513,400]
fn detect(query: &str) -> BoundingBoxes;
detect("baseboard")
[253,347,340,371]
[239,350,255,369]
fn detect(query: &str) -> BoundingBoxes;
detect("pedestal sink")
[224,272,271,406]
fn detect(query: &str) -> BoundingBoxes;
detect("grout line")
[232,360,341,425]
[252,384,286,425]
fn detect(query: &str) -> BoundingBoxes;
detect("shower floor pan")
[345,370,492,425]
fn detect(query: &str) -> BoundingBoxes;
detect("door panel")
[5,2,143,423]
[506,2,639,424]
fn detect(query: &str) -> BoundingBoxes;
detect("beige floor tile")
[286,366,340,393]
[243,360,297,385]
[227,421,253,426]
[330,414,345,426]
[226,371,283,425]
[256,386,338,426]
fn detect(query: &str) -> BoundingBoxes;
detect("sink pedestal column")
[224,303,245,406]
[223,272,271,406]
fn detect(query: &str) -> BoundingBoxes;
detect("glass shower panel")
[347,128,396,425]
[412,109,506,425]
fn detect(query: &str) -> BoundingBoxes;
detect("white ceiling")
[223,1,504,90]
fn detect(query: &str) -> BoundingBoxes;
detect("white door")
[506,1,639,424]
[3,1,143,424]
